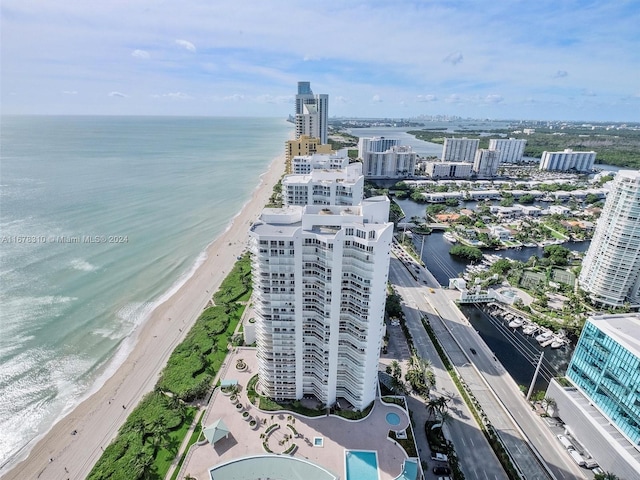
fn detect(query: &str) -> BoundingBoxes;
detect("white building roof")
[589,313,640,356]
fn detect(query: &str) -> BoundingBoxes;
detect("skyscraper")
[488,138,527,163]
[546,313,640,477]
[249,198,392,410]
[442,137,479,162]
[295,82,329,145]
[539,149,596,172]
[579,170,640,308]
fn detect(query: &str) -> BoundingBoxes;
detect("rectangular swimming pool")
[344,450,379,480]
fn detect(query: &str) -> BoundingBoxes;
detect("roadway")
[389,242,589,480]
[389,244,508,480]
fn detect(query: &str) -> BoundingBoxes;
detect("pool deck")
[179,348,413,480]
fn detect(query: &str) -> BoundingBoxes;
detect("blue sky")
[2,0,639,121]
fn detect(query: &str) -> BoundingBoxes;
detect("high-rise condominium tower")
[295,81,328,145]
[579,170,640,308]
[249,198,392,410]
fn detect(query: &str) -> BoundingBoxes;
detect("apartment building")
[249,198,393,410]
[579,170,640,308]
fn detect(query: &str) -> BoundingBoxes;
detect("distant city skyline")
[2,1,639,121]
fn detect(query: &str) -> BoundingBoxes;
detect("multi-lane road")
[389,242,589,480]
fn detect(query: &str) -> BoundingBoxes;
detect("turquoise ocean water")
[0,116,292,469]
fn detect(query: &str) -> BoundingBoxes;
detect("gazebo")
[203,418,230,445]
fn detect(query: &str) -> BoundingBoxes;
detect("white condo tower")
[249,198,393,410]
[579,170,640,308]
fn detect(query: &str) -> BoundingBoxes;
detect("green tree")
[594,473,620,480]
[449,245,483,261]
[543,244,571,266]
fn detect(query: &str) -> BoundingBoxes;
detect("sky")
[2,0,639,121]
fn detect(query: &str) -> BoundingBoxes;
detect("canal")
[395,197,589,394]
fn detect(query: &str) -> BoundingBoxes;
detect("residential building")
[473,149,500,177]
[286,135,333,172]
[291,152,349,175]
[249,198,393,410]
[425,161,473,179]
[362,146,417,178]
[295,82,329,145]
[442,137,479,162]
[539,148,596,172]
[488,138,527,163]
[357,137,399,158]
[579,170,640,308]
[283,163,364,207]
[547,313,640,478]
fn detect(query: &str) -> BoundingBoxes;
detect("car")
[431,452,448,462]
[429,288,435,293]
[433,466,451,475]
[470,348,477,355]
[438,477,451,480]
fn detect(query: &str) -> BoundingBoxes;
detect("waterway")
[395,198,590,393]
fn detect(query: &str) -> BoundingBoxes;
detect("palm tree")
[594,473,619,480]
[130,449,154,480]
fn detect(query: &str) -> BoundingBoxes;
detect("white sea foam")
[70,258,99,272]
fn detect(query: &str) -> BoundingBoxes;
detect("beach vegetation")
[89,255,251,480]
[88,391,195,480]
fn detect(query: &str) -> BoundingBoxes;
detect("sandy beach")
[2,154,285,480]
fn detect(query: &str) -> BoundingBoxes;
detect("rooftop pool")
[345,450,379,480]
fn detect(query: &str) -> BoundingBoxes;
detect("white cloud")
[371,94,382,103]
[108,91,128,98]
[417,94,437,102]
[175,39,196,52]
[443,52,463,65]
[151,92,193,100]
[553,70,569,78]
[445,94,462,104]
[581,90,596,97]
[62,90,78,95]
[132,49,150,59]
[256,94,290,104]
[333,95,349,104]
[484,94,504,104]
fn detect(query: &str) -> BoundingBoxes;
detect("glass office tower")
[567,314,640,444]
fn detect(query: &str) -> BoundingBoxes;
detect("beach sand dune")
[2,155,284,480]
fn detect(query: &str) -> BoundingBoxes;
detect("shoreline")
[2,153,285,480]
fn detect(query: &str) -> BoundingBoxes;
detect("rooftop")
[589,313,640,355]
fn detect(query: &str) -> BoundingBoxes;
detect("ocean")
[0,116,292,469]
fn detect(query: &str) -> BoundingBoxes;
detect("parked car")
[431,452,448,462]
[433,466,451,475]
[557,434,575,450]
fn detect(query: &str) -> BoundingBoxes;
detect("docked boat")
[508,318,524,328]
[443,232,457,243]
[522,324,538,335]
[551,339,566,349]
[536,330,553,343]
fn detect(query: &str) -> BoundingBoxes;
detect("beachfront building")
[295,82,329,145]
[442,137,479,162]
[539,148,596,172]
[291,152,349,175]
[286,135,334,172]
[546,313,640,478]
[361,146,417,178]
[579,170,640,308]
[473,149,500,177]
[249,199,393,410]
[425,161,473,179]
[357,136,399,158]
[488,138,527,163]
[283,163,364,207]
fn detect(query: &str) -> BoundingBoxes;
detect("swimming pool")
[386,412,401,425]
[345,450,379,480]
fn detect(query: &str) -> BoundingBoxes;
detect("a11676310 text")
[1,235,129,244]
